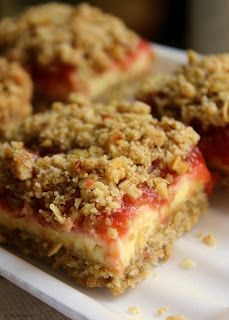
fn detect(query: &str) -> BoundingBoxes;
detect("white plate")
[1,45,229,320]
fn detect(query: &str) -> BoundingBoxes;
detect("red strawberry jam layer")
[90,147,211,241]
[30,40,152,100]
[198,124,229,167]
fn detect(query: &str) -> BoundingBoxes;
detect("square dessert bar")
[0,99,211,294]
[0,57,32,139]
[137,51,229,185]
[0,3,153,101]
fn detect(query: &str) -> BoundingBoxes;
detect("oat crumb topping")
[0,99,198,227]
[0,58,32,138]
[138,50,229,129]
[0,3,140,72]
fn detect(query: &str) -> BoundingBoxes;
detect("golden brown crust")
[0,99,199,226]
[137,51,229,129]
[0,188,208,295]
[0,3,139,70]
[0,58,32,138]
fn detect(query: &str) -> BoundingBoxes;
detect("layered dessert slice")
[0,3,153,102]
[137,51,229,185]
[0,57,32,139]
[0,99,212,294]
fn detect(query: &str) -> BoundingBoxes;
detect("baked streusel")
[0,57,32,138]
[138,51,229,129]
[0,99,200,221]
[0,3,153,100]
[137,51,229,183]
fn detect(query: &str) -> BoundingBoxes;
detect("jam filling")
[197,124,229,167]
[31,65,82,101]
[30,40,152,100]
[0,147,211,240]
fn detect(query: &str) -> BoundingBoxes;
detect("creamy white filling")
[87,48,152,98]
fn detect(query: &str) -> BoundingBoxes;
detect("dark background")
[1,0,229,53]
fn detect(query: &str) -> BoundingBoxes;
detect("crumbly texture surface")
[0,3,140,70]
[138,51,229,129]
[0,189,208,295]
[0,58,32,138]
[0,99,199,229]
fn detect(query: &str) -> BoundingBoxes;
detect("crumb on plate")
[166,316,189,320]
[156,305,168,316]
[202,234,216,247]
[151,271,160,279]
[180,258,196,269]
[195,232,203,238]
[128,306,140,315]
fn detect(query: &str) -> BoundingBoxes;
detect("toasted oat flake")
[47,242,63,257]
[202,234,216,247]
[128,306,140,315]
[50,203,66,224]
[156,306,168,316]
[180,258,196,269]
[107,227,118,240]
[74,198,82,209]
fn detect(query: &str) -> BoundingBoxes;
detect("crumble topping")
[156,306,168,316]
[0,3,140,71]
[0,58,32,138]
[138,51,229,129]
[128,306,140,315]
[202,233,216,247]
[180,258,196,269]
[0,99,199,227]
